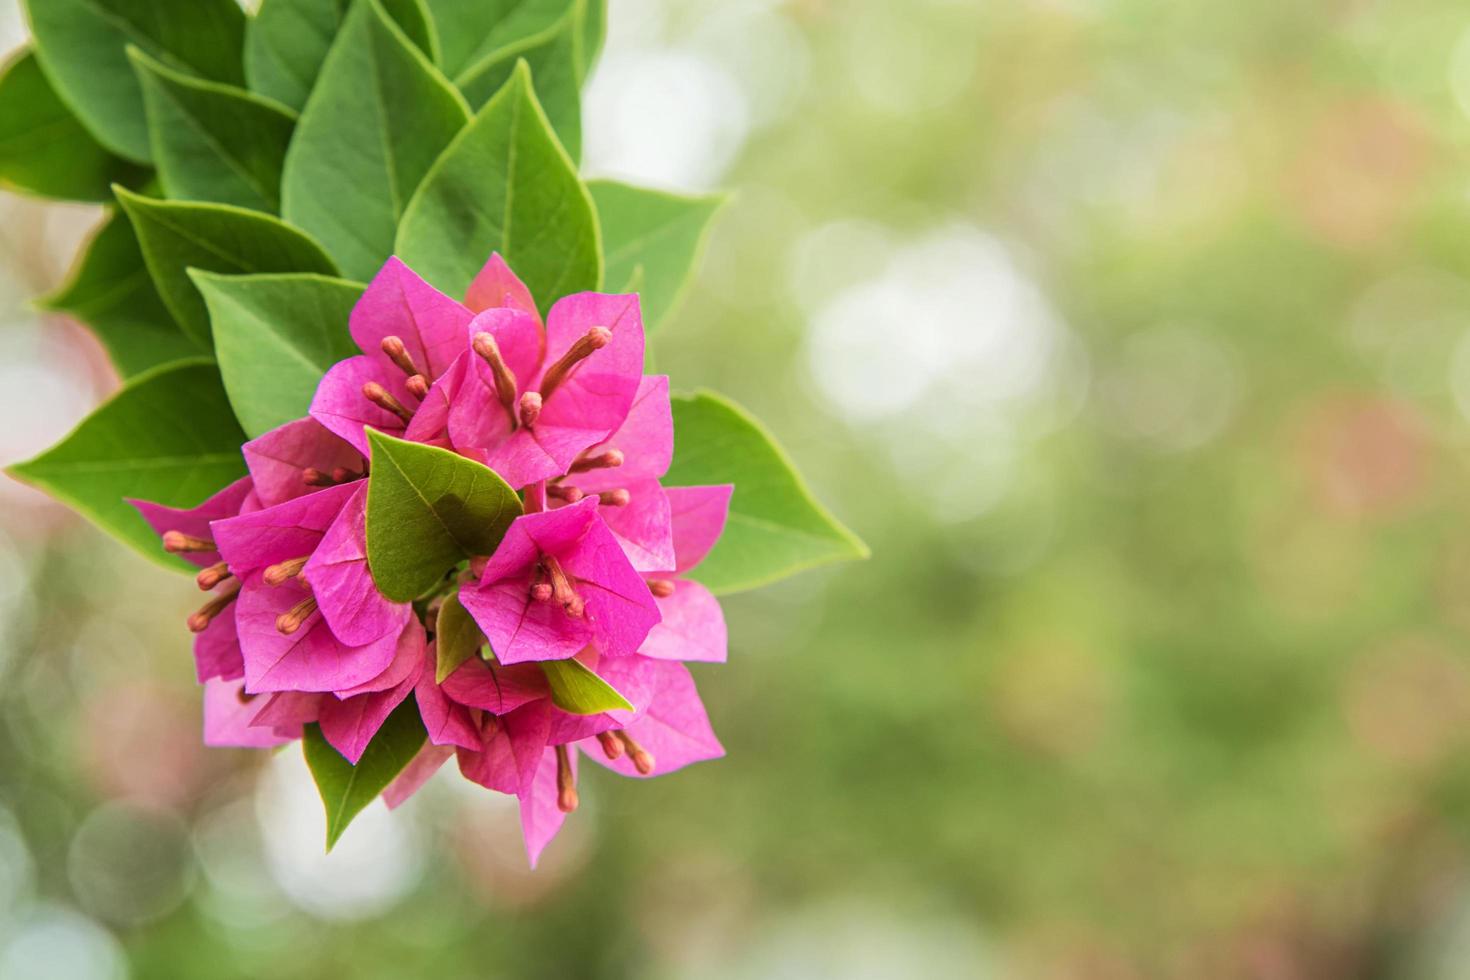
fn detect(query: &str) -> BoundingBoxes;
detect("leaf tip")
[3,459,36,485]
[511,58,533,84]
[110,182,142,208]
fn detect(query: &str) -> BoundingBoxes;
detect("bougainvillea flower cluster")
[133,252,729,865]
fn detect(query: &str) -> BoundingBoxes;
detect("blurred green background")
[6,0,1470,976]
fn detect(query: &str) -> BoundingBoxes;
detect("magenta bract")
[132,251,733,865]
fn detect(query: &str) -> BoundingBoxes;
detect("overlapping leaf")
[281,0,469,280]
[130,47,296,212]
[23,0,247,162]
[396,61,600,311]
[115,186,338,347]
[245,0,437,112]
[424,0,602,80]
[0,48,148,201]
[456,0,584,157]
[193,272,363,438]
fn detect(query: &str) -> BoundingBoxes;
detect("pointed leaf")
[365,430,523,601]
[455,0,584,158]
[539,658,632,715]
[281,0,469,281]
[114,185,338,348]
[590,180,724,332]
[6,359,247,568]
[0,48,148,201]
[129,47,296,213]
[22,0,246,162]
[303,697,426,850]
[435,592,485,682]
[38,210,202,378]
[192,272,364,438]
[665,391,868,593]
[396,61,600,311]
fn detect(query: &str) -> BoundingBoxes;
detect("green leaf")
[539,658,632,715]
[281,0,470,281]
[455,0,584,159]
[0,48,149,202]
[245,0,437,113]
[6,359,247,568]
[580,0,607,77]
[191,272,363,438]
[22,0,246,163]
[365,430,523,602]
[129,47,296,213]
[434,592,485,682]
[590,180,725,332]
[303,698,426,850]
[38,210,203,378]
[665,391,868,594]
[424,0,592,80]
[244,0,344,112]
[396,61,600,312]
[114,185,338,348]
[379,0,440,63]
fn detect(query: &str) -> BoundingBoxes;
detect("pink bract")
[133,250,733,867]
[457,497,661,665]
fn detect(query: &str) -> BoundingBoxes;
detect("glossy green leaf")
[245,0,437,112]
[129,47,296,213]
[114,185,338,348]
[456,0,584,159]
[0,48,149,201]
[665,391,868,594]
[424,0,595,80]
[435,592,486,682]
[6,359,247,568]
[22,0,246,163]
[590,180,725,332]
[281,0,469,281]
[38,210,203,378]
[303,698,426,850]
[244,0,344,111]
[539,658,633,715]
[191,272,363,438]
[396,61,600,311]
[365,430,523,602]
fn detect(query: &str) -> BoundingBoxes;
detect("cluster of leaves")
[1,0,866,817]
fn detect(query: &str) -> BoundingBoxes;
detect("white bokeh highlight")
[254,746,425,921]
